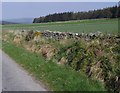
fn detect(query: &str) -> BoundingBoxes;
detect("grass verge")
[2,41,106,91]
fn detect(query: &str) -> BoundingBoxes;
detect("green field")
[2,18,118,34]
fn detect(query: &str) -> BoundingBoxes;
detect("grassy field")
[2,18,118,34]
[2,41,105,91]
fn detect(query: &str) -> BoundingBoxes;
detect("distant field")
[2,18,118,34]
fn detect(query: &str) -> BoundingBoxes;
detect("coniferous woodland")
[33,5,119,23]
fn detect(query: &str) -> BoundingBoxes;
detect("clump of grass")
[2,41,105,91]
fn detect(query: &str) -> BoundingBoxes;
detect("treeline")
[33,5,119,23]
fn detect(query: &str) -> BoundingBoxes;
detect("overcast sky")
[2,2,118,20]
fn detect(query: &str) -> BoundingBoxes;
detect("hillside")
[3,18,34,24]
[0,21,19,25]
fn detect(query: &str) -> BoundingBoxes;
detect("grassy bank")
[2,41,105,91]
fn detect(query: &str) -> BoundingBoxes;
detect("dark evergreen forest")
[33,5,119,23]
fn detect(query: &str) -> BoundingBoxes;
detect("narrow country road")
[2,50,47,91]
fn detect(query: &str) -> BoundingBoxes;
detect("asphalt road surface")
[2,50,47,91]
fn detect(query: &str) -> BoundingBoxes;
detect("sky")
[1,2,118,20]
